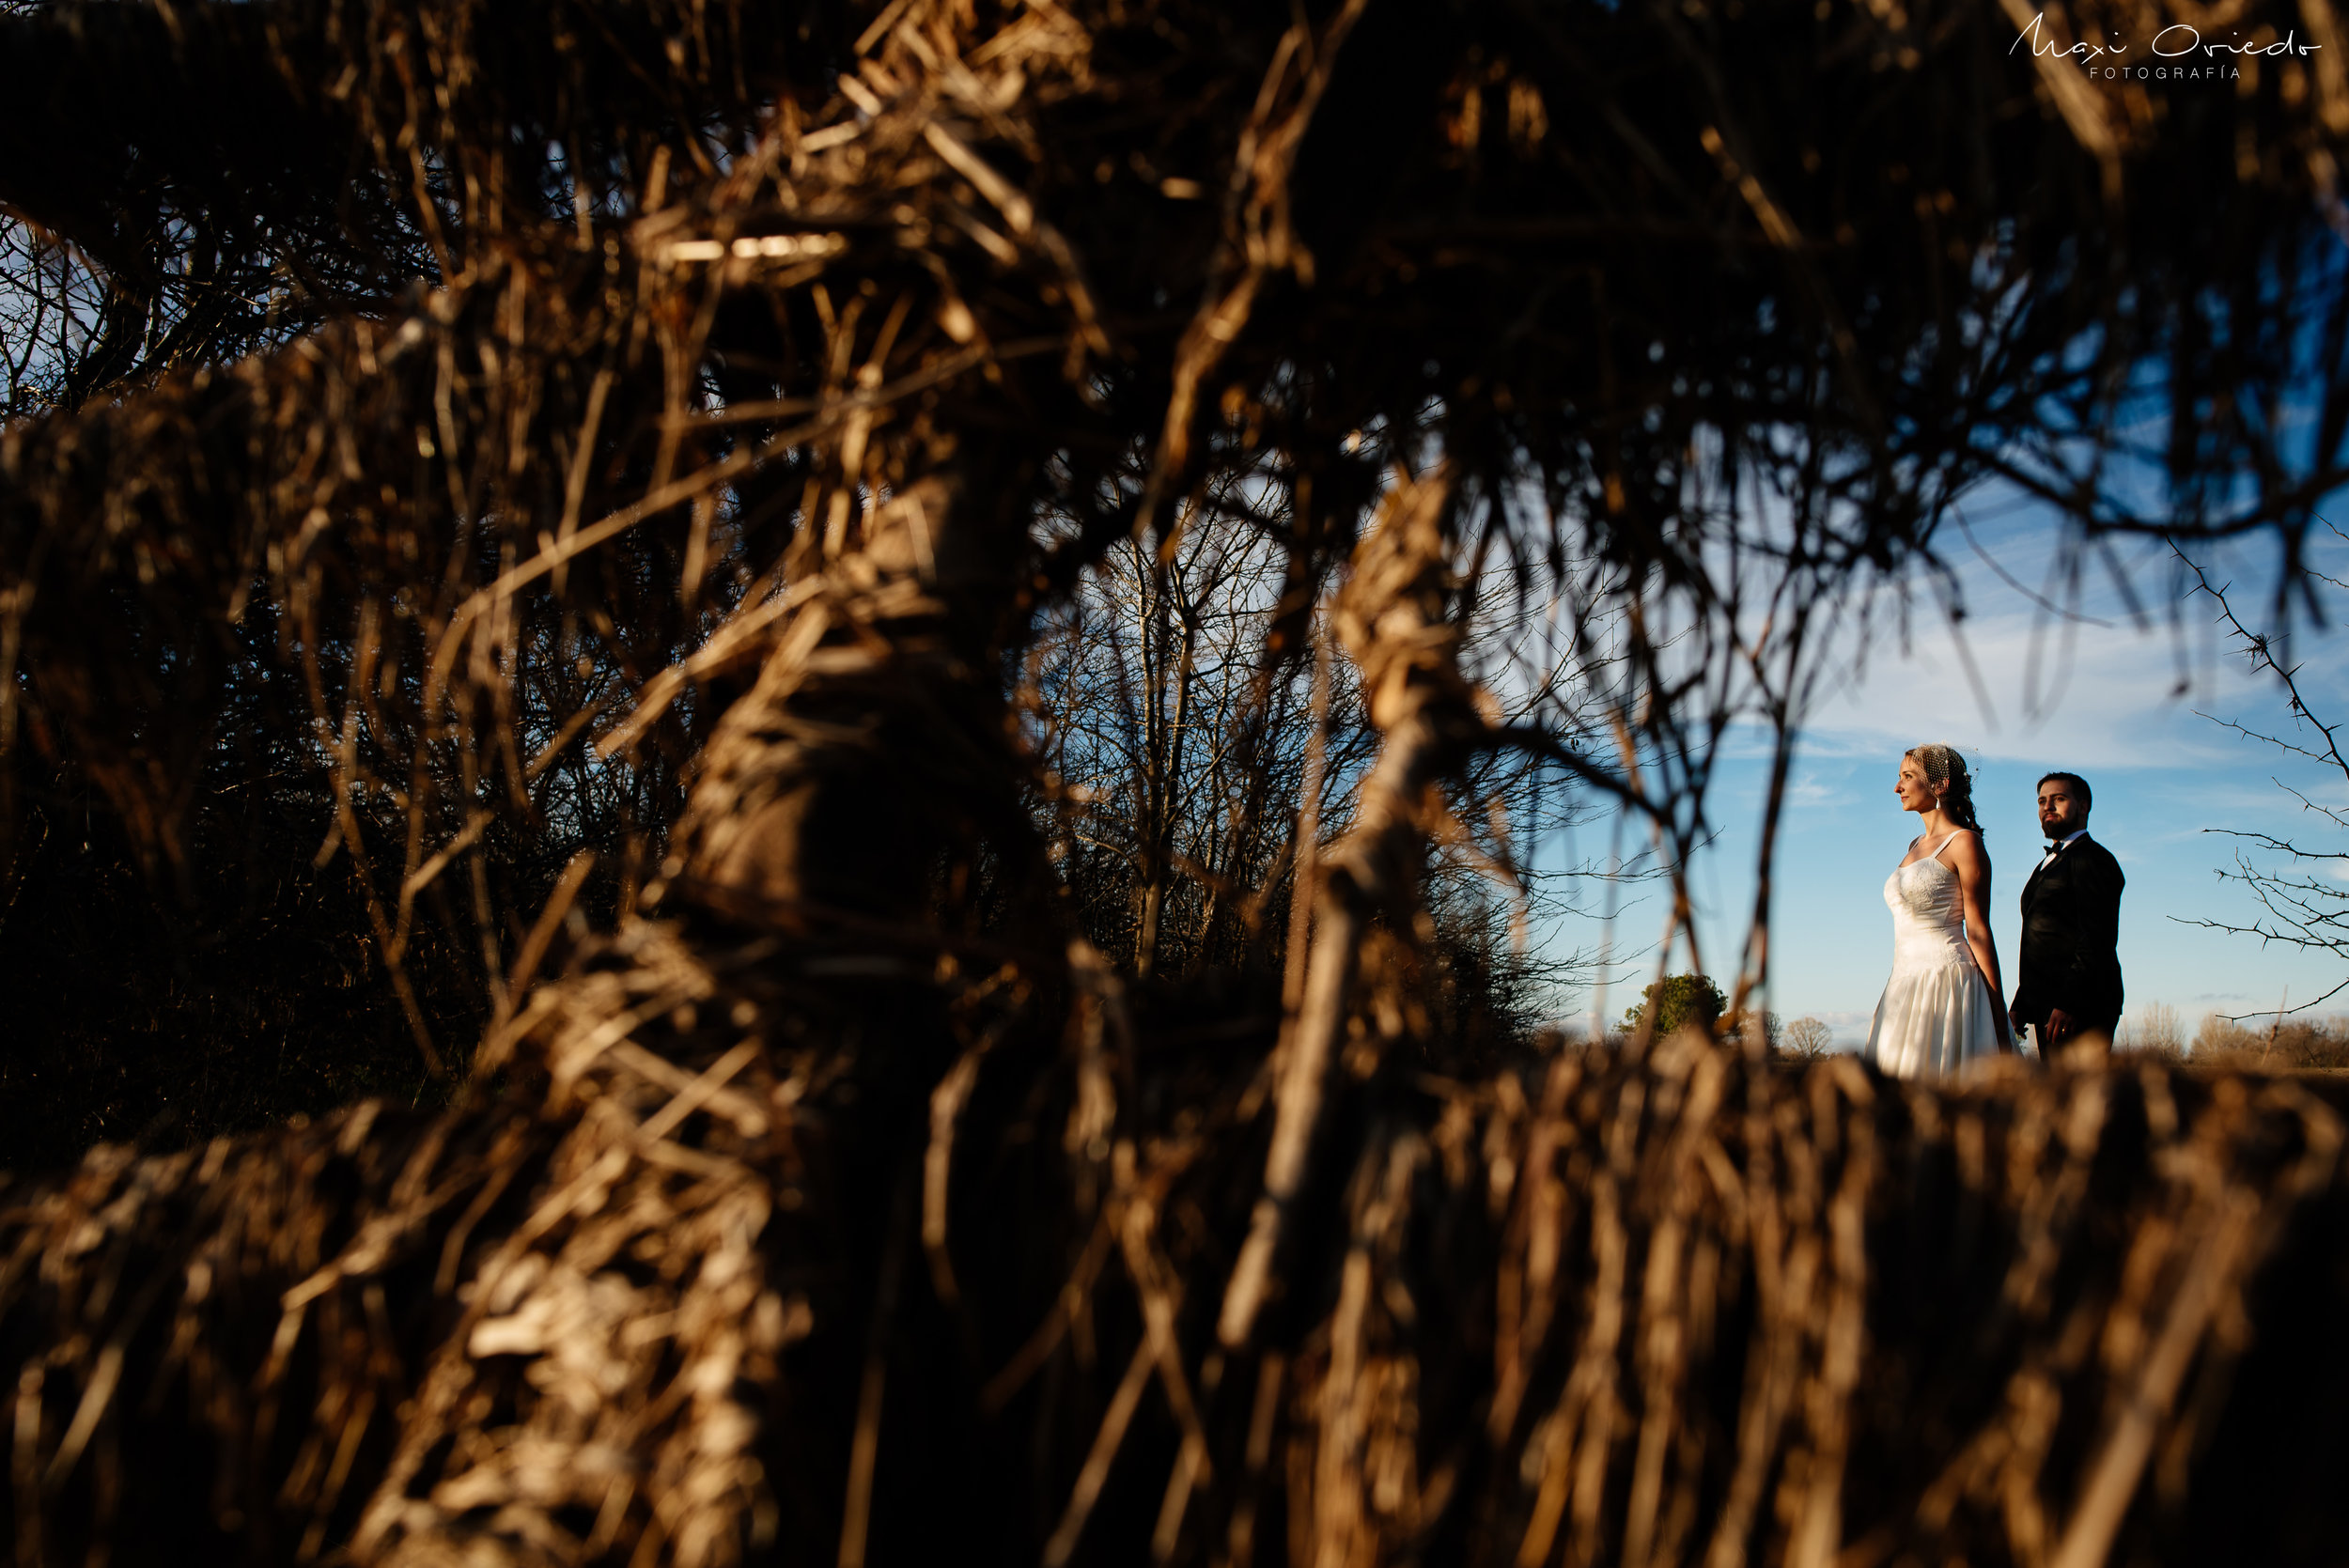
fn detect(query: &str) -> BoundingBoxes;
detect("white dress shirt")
[2037,827,2088,871]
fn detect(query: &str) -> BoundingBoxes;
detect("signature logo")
[2011,10,2318,77]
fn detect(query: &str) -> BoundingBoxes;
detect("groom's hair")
[2036,770,2092,812]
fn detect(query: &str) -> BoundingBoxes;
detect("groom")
[2010,771,2125,1058]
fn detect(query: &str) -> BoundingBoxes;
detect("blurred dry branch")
[7,0,2349,1562]
[8,1025,2349,1567]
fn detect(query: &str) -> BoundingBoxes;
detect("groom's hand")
[2046,1006,2075,1043]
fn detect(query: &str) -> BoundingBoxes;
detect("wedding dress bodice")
[1883,855,1975,972]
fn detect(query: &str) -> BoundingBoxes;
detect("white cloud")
[1783,771,1852,810]
[1803,613,2275,770]
[1785,517,2349,775]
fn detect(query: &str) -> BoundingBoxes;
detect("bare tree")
[1030,468,1595,1045]
[2178,536,2349,1016]
[1781,1014,1834,1059]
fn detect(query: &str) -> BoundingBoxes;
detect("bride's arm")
[1949,833,2014,1048]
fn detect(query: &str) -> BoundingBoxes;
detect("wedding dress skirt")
[1863,848,1999,1079]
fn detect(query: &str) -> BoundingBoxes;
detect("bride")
[1863,743,2013,1076]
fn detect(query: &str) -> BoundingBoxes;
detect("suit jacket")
[2013,833,2124,1027]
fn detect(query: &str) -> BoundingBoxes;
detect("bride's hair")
[1906,743,1983,833]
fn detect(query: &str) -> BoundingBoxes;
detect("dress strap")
[1925,828,1969,860]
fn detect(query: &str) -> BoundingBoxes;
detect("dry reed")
[7,0,2349,1563]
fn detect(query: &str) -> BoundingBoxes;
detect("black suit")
[2013,833,2124,1039]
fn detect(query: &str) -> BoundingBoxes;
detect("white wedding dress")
[1863,831,2000,1078]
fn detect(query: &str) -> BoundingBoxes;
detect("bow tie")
[2044,839,2067,855]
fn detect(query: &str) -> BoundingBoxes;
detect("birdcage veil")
[1906,743,1983,833]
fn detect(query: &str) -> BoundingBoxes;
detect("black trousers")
[2028,1014,2118,1050]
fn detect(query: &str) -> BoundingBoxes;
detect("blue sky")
[1552,502,2349,1046]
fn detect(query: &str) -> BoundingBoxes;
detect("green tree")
[1624,973,1728,1038]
